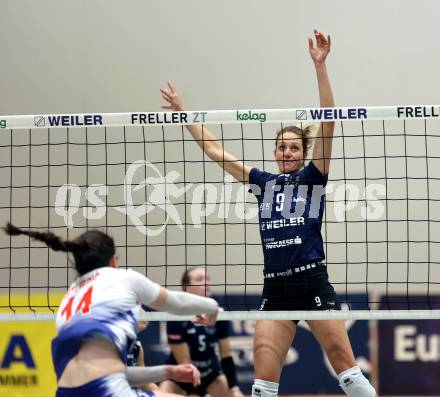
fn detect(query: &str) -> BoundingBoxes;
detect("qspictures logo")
[54,159,386,237]
[0,119,6,128]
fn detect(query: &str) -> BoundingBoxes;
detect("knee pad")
[251,379,279,397]
[338,366,376,397]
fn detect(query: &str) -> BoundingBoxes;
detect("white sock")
[251,379,279,397]
[338,366,376,397]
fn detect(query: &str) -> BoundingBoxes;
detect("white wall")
[1,0,439,114]
[1,0,439,299]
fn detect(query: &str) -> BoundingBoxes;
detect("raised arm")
[135,345,160,391]
[308,29,335,175]
[149,287,219,325]
[126,363,200,387]
[128,271,219,325]
[160,81,252,183]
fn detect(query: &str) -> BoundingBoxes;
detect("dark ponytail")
[4,223,115,276]
[4,222,78,252]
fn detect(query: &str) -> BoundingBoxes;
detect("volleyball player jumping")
[160,29,376,397]
[4,223,219,397]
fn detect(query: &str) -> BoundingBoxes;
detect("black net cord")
[66,128,71,293]
[123,126,128,269]
[340,121,349,307]
[403,120,410,309]
[28,128,34,313]
[424,119,432,309]
[220,123,227,306]
[382,120,391,310]
[361,121,370,309]
[142,126,149,279]
[202,124,208,296]
[8,129,14,314]
[161,125,169,288]
[181,125,188,291]
[46,127,55,313]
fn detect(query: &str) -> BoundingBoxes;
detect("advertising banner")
[0,322,57,397]
[0,294,61,397]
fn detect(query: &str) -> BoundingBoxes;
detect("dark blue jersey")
[249,161,328,273]
[166,321,229,373]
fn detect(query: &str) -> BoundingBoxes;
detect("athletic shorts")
[55,372,155,397]
[166,365,221,396]
[165,354,221,396]
[259,264,341,322]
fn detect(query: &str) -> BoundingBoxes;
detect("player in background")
[160,267,244,397]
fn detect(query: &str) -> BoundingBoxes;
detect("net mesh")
[1,107,440,320]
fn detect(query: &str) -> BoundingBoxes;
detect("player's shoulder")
[89,267,145,294]
[107,267,142,282]
[249,168,277,192]
[90,266,132,286]
[302,161,328,184]
[250,167,277,181]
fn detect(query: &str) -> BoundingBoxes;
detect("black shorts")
[164,356,221,396]
[259,265,341,322]
[168,369,220,396]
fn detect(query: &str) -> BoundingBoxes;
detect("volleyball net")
[1,105,440,321]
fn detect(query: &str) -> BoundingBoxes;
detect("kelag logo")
[236,110,267,123]
[0,119,6,128]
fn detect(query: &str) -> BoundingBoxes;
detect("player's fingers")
[193,369,201,386]
[193,314,208,324]
[316,34,325,46]
[307,36,314,50]
[160,94,171,103]
[314,28,320,38]
[167,80,176,95]
[160,88,171,98]
[161,105,173,110]
[161,95,171,104]
[319,32,329,47]
[314,29,326,45]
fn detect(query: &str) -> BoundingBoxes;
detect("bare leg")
[159,380,187,395]
[253,320,296,382]
[307,320,356,374]
[206,374,229,397]
[154,392,196,397]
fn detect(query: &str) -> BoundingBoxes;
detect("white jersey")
[51,267,160,380]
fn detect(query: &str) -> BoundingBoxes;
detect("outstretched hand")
[308,29,331,64]
[160,81,185,111]
[192,309,219,326]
